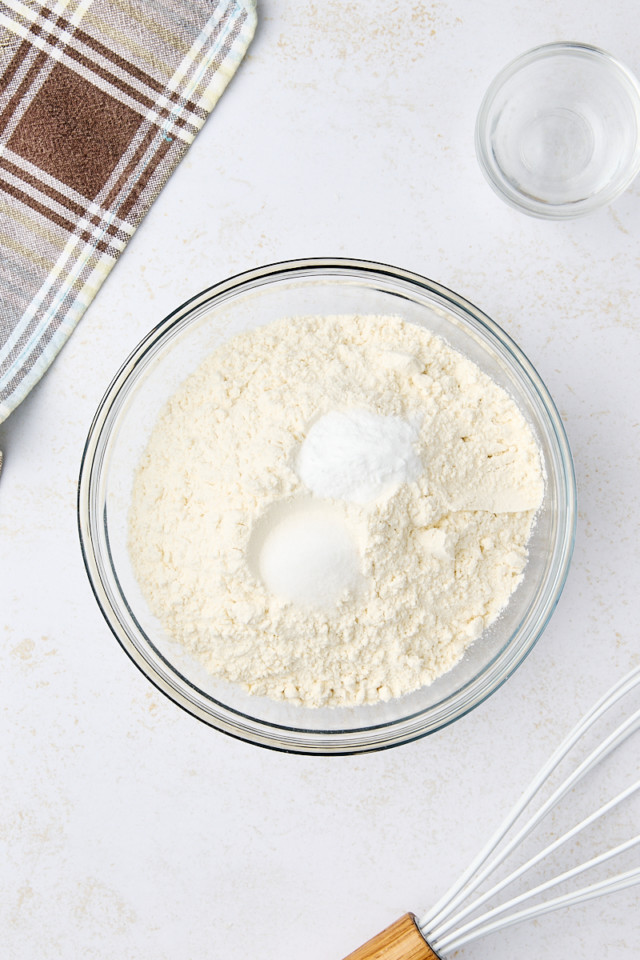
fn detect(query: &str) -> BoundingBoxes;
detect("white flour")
[129,314,544,707]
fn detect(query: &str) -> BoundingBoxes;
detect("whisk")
[342,665,640,959]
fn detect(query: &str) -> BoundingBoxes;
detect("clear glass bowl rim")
[475,41,640,220]
[78,258,577,755]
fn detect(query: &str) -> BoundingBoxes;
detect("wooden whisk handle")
[342,913,441,960]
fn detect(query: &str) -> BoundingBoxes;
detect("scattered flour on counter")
[129,314,545,707]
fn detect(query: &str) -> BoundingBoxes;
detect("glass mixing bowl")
[78,259,576,754]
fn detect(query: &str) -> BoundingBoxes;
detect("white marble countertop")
[2,1,639,958]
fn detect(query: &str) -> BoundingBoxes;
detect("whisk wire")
[419,666,640,945]
[429,777,640,940]
[441,865,640,952]
[432,833,640,952]
[426,705,640,938]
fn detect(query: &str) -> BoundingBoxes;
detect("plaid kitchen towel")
[0,0,256,423]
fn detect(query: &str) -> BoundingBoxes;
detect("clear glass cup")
[78,259,576,754]
[476,43,640,219]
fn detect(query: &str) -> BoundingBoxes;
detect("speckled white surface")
[1,2,639,958]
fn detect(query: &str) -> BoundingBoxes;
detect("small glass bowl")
[476,42,640,219]
[78,259,576,754]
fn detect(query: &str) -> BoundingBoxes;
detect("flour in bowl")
[128,314,544,707]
